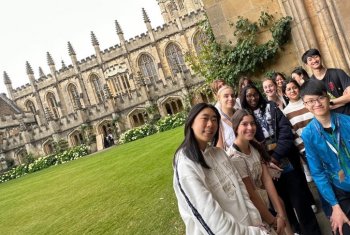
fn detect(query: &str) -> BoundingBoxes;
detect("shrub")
[118,124,158,144]
[0,144,89,183]
[156,112,186,132]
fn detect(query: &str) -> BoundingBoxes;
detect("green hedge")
[0,145,89,183]
[118,112,186,144]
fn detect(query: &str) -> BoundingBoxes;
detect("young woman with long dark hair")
[173,103,269,235]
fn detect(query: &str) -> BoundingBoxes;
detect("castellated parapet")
[0,1,209,166]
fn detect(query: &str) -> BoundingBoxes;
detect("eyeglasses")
[303,95,327,106]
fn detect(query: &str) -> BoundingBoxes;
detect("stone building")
[203,0,350,75]
[0,0,210,169]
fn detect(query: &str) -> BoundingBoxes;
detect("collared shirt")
[302,112,350,206]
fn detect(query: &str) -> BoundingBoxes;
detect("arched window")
[129,110,148,127]
[193,30,208,54]
[163,98,183,115]
[46,92,59,119]
[69,130,84,146]
[112,73,131,95]
[67,84,81,109]
[90,74,104,104]
[165,43,186,74]
[43,140,54,155]
[25,100,36,114]
[138,54,158,84]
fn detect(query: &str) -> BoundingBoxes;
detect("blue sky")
[0,0,164,94]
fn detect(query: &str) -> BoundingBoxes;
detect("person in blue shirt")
[301,79,350,235]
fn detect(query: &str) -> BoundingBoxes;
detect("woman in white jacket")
[173,103,270,235]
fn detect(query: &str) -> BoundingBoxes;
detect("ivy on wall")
[186,12,292,86]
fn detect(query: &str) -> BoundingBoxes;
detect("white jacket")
[173,146,268,235]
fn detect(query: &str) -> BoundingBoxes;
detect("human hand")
[274,215,286,234]
[331,204,350,235]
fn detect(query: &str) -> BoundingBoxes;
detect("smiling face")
[245,88,260,109]
[285,82,300,102]
[191,107,219,150]
[303,94,330,117]
[263,80,277,98]
[218,87,236,110]
[306,55,322,70]
[275,75,285,88]
[235,115,256,141]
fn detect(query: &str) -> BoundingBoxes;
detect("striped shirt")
[283,99,314,153]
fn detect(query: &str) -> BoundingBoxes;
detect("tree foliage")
[186,12,292,86]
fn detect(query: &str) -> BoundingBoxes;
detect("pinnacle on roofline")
[142,8,150,23]
[91,31,99,46]
[115,20,123,34]
[47,52,55,65]
[26,61,34,75]
[68,41,76,56]
[3,71,11,84]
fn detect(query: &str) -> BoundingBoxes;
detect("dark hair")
[174,103,221,169]
[231,109,271,162]
[238,76,254,96]
[299,79,327,98]
[272,72,286,84]
[291,67,310,80]
[240,85,267,111]
[282,79,300,95]
[301,48,321,64]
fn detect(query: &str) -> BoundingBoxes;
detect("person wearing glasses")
[302,48,350,115]
[301,79,350,235]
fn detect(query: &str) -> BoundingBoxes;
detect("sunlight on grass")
[0,127,185,235]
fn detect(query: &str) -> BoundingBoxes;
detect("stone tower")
[157,0,203,24]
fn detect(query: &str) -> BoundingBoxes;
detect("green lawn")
[0,127,185,235]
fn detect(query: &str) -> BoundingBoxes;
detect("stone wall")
[203,0,350,77]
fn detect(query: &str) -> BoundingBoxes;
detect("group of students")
[173,48,350,235]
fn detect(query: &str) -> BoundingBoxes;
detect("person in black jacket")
[240,85,322,235]
[302,48,350,115]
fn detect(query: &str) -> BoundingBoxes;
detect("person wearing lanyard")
[301,79,350,235]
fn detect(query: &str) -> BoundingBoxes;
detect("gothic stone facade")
[0,0,209,169]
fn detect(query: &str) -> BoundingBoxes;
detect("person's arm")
[302,127,338,205]
[301,124,346,233]
[241,176,276,228]
[261,163,286,234]
[330,69,350,108]
[175,158,267,235]
[270,105,295,162]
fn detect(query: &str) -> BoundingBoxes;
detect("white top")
[226,145,263,189]
[220,120,236,150]
[173,147,267,235]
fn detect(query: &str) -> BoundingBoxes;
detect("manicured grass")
[0,127,185,235]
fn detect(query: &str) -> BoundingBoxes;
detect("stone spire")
[39,67,45,77]
[3,71,11,84]
[47,52,55,65]
[67,41,76,55]
[142,8,150,23]
[61,60,67,69]
[115,20,123,34]
[91,31,99,46]
[26,61,34,75]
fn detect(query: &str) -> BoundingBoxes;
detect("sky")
[0,0,164,95]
